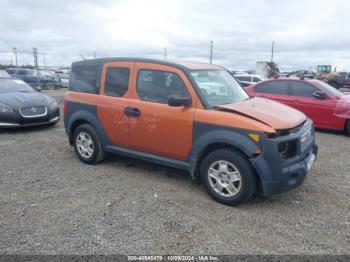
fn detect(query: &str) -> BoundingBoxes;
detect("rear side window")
[69,66,98,94]
[255,81,288,95]
[137,70,190,104]
[105,68,130,97]
[290,81,317,97]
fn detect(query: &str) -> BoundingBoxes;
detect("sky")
[1,0,350,71]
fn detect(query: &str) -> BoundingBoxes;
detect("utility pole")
[43,53,47,70]
[93,51,97,59]
[33,47,38,69]
[271,41,275,62]
[209,40,213,64]
[13,47,18,68]
[164,47,167,60]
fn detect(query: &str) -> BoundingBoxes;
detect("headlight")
[0,103,14,113]
[278,140,297,159]
[48,101,58,110]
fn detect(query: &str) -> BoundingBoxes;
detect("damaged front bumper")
[252,119,318,196]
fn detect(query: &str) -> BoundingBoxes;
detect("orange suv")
[64,58,318,205]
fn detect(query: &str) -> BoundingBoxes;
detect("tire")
[345,120,350,136]
[73,124,105,164]
[200,149,256,206]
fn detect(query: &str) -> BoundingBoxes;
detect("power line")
[79,53,86,60]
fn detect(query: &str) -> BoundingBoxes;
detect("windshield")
[312,80,344,97]
[190,69,249,107]
[0,70,11,78]
[0,79,34,93]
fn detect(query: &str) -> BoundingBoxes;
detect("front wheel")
[73,124,105,164]
[200,149,256,206]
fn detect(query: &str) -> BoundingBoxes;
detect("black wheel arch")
[67,111,110,147]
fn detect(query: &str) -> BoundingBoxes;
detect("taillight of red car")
[63,100,68,115]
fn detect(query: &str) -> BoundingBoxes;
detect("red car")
[246,78,350,135]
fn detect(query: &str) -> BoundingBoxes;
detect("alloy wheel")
[208,160,242,197]
[76,132,94,159]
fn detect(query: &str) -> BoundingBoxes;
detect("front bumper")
[252,119,318,196]
[0,107,60,128]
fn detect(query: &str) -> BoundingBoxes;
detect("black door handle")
[124,107,141,118]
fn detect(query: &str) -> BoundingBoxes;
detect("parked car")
[0,77,60,128]
[246,78,350,135]
[6,68,62,89]
[295,70,316,79]
[64,58,317,206]
[234,74,263,87]
[327,71,350,89]
[39,70,63,88]
[55,72,69,88]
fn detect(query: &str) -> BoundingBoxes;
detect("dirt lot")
[0,89,349,255]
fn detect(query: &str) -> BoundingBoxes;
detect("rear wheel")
[200,149,256,206]
[73,124,105,164]
[345,120,350,136]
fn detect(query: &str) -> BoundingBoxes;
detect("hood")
[0,92,53,108]
[217,97,306,130]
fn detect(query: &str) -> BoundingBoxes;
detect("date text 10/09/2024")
[127,255,219,261]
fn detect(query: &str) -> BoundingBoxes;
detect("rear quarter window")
[69,66,99,94]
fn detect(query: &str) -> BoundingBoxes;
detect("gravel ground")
[0,89,349,255]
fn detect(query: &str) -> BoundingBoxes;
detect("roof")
[257,77,324,85]
[71,57,222,70]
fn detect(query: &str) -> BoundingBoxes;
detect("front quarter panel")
[189,109,271,177]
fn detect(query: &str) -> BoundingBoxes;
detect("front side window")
[105,67,130,97]
[190,70,248,107]
[254,81,289,95]
[311,80,343,97]
[137,70,190,104]
[290,81,317,97]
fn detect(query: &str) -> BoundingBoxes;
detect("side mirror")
[168,96,192,107]
[313,91,326,99]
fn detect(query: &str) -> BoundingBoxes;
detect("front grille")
[19,106,47,118]
[300,125,312,144]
